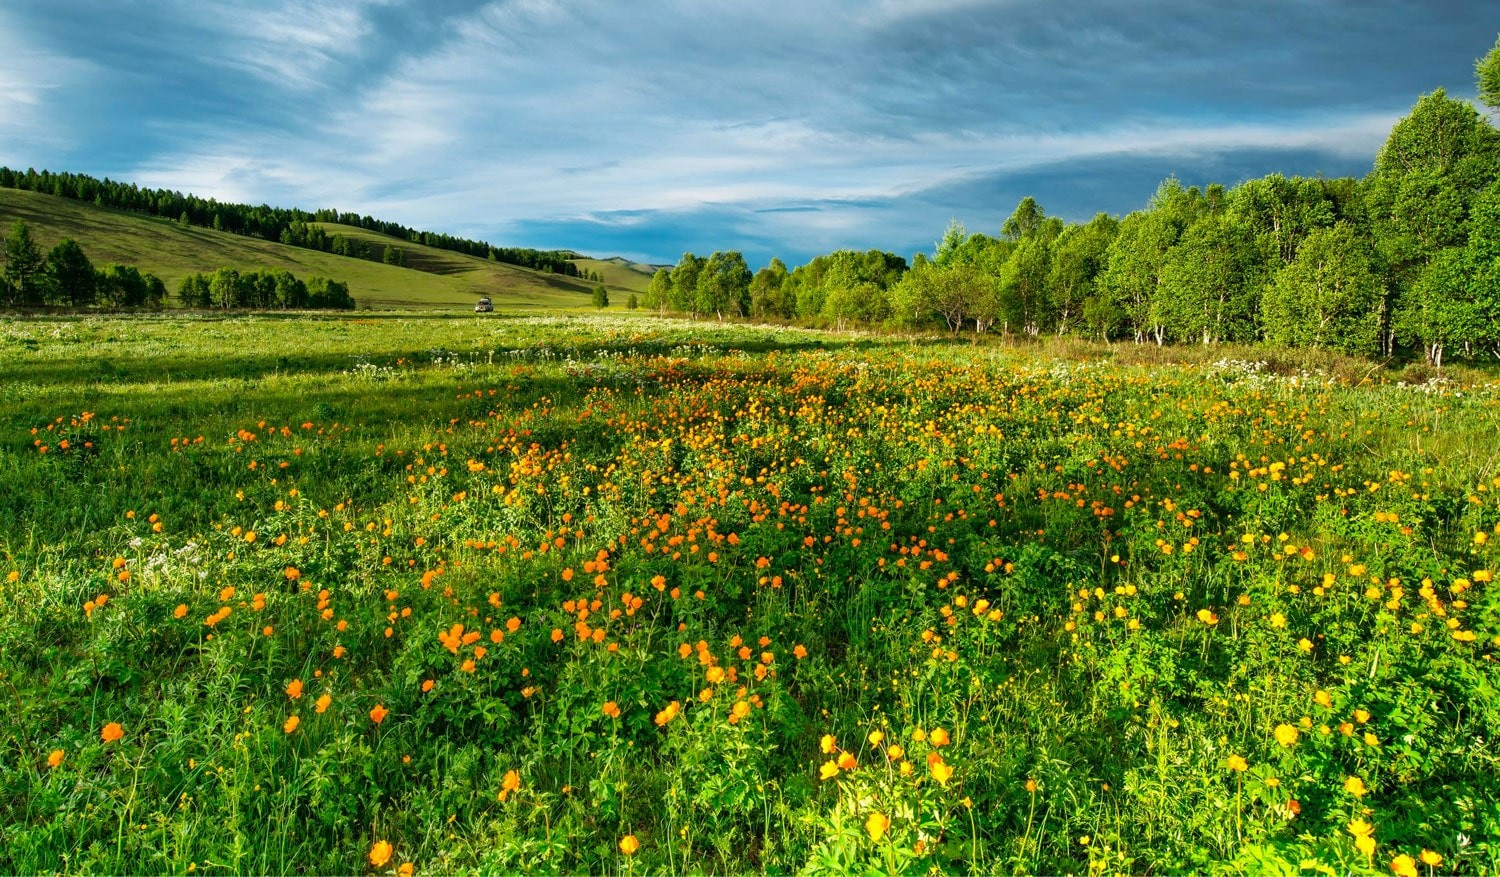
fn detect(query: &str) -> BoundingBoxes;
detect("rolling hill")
[569,256,661,294]
[0,188,632,310]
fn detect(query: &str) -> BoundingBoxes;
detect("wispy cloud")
[2,0,1494,264]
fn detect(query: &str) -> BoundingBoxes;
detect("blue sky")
[0,1,1493,267]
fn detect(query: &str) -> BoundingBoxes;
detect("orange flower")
[283,715,300,734]
[370,704,389,725]
[315,693,332,714]
[47,749,64,769]
[369,840,393,867]
[499,769,521,801]
[929,727,951,747]
[286,679,303,699]
[101,722,124,744]
[619,834,639,855]
[602,701,621,719]
[654,701,680,726]
[397,865,414,877]
[793,644,807,659]
[173,604,188,619]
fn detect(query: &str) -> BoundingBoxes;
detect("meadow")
[1,312,1497,875]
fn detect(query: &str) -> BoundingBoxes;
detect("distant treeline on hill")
[1,219,351,310]
[0,167,581,277]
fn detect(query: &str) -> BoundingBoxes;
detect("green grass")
[2,313,1499,874]
[0,188,599,310]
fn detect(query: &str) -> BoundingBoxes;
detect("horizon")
[1,1,1494,267]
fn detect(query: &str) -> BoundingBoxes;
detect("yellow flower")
[819,760,840,780]
[1354,708,1371,724]
[1344,776,1368,797]
[1227,754,1248,772]
[866,811,890,843]
[1390,854,1417,877]
[929,758,953,786]
[1273,724,1299,747]
[1297,638,1314,653]
[1269,612,1287,628]
[868,730,884,746]
[820,733,837,754]
[369,840,393,867]
[1357,836,1376,859]
[929,727,951,747]
[1420,850,1442,866]
[619,835,639,855]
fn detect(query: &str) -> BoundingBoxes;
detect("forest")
[646,78,1500,365]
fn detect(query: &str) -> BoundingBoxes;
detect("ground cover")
[1,313,1497,874]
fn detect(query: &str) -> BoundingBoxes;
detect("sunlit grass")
[1,313,1497,874]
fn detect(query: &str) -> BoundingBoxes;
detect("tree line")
[1,219,351,310]
[653,38,1500,365]
[0,167,581,277]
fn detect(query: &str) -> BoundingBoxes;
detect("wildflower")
[654,701,680,726]
[837,752,857,770]
[1344,776,1368,798]
[819,760,840,780]
[929,757,953,786]
[1273,724,1299,747]
[47,749,64,769]
[369,840,393,867]
[499,769,521,801]
[286,679,303,699]
[868,730,884,746]
[1227,754,1248,772]
[929,727,951,747]
[603,701,621,719]
[101,722,124,744]
[820,734,837,754]
[370,704,389,725]
[619,835,639,855]
[173,604,188,619]
[1197,608,1219,626]
[283,715,300,734]
[866,811,890,843]
[1391,854,1417,877]
[398,865,414,877]
[1420,851,1442,866]
[315,693,332,714]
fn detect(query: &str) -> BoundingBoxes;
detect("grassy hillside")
[0,188,596,310]
[569,256,660,294]
[304,222,628,307]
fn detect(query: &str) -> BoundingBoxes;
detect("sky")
[0,1,1494,267]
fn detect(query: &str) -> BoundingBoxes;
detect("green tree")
[592,284,610,309]
[669,253,705,315]
[1098,179,1205,343]
[1478,33,1500,111]
[3,220,45,305]
[749,258,790,319]
[626,292,638,310]
[645,268,672,313]
[1047,213,1117,336]
[178,273,211,308]
[1001,196,1046,242]
[383,245,406,267]
[890,258,992,332]
[46,238,94,307]
[1261,223,1383,354]
[696,251,752,319]
[1156,213,1262,344]
[209,267,242,309]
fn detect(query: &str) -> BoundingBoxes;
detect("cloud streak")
[2,0,1495,264]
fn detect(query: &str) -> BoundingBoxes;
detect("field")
[0,189,603,310]
[2,313,1498,875]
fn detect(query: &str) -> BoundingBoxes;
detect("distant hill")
[0,188,618,309]
[568,256,662,294]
